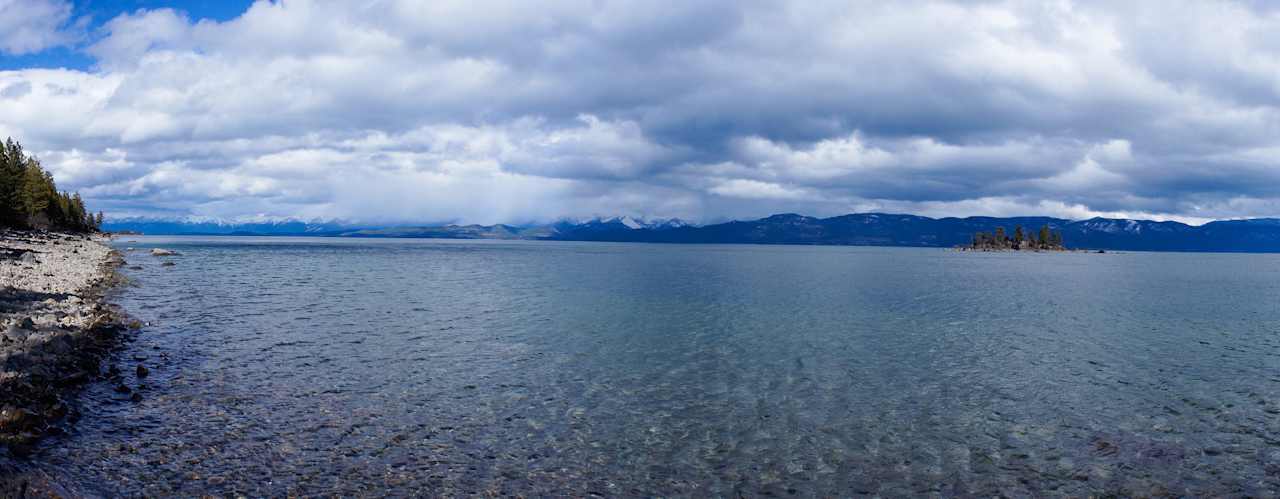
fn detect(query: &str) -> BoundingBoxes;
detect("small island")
[960,224,1066,251]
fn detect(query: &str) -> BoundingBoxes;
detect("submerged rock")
[0,407,34,432]
[136,365,149,378]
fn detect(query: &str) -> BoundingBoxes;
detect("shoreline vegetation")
[0,139,102,234]
[957,224,1068,252]
[0,137,118,493]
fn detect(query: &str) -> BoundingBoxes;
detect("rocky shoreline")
[0,231,127,493]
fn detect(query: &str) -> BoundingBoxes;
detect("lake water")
[14,237,1280,496]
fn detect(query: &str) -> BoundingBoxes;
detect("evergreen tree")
[1038,225,1050,247]
[0,138,25,226]
[54,193,71,228]
[20,159,50,223]
[0,137,100,231]
[70,192,86,231]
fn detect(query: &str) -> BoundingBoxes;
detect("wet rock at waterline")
[0,231,125,457]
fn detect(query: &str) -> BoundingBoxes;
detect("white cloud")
[0,0,80,55]
[1035,140,1131,192]
[709,179,810,200]
[3,0,1280,223]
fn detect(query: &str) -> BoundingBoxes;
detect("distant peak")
[617,216,644,229]
[565,216,696,230]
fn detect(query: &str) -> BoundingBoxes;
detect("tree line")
[968,224,1064,251]
[0,138,102,232]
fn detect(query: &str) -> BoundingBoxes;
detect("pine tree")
[70,192,86,231]
[20,159,50,224]
[0,138,26,227]
[1038,225,1050,247]
[54,193,70,228]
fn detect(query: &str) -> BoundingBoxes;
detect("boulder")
[0,407,35,432]
[2,326,29,343]
[150,248,179,256]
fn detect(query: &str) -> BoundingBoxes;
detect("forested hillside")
[0,138,101,232]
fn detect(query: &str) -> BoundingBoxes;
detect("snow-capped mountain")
[101,213,1280,252]
[103,216,359,235]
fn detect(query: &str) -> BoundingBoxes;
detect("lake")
[16,236,1280,496]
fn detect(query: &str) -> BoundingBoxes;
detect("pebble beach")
[0,231,123,495]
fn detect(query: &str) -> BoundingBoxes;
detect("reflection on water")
[17,237,1280,496]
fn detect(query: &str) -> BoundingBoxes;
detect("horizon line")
[101,211,1280,229]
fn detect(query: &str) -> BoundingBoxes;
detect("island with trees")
[960,224,1066,251]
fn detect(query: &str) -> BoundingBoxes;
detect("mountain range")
[102,214,1280,252]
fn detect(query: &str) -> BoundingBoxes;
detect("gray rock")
[2,326,30,343]
[0,231,120,446]
[150,248,179,256]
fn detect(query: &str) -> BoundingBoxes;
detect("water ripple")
[15,237,1280,496]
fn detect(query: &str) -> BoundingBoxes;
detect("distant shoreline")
[117,232,1280,255]
[103,212,1280,252]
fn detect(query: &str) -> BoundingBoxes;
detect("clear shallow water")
[17,237,1280,496]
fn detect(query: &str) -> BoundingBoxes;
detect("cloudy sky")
[2,0,1280,225]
